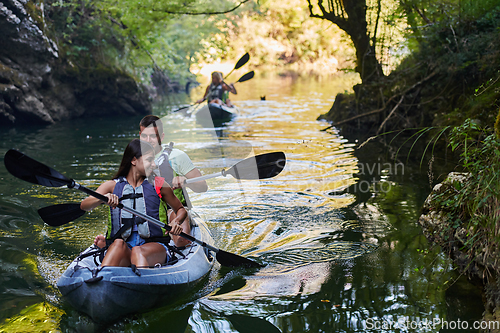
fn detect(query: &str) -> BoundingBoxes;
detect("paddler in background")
[196,71,237,107]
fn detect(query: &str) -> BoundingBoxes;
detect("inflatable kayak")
[207,103,238,120]
[193,103,238,126]
[57,211,215,323]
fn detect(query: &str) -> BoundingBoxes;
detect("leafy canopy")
[41,0,245,82]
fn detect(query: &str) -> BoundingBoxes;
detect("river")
[0,72,484,332]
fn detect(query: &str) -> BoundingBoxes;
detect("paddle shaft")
[4,149,263,267]
[72,183,220,253]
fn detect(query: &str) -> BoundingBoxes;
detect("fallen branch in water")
[376,95,405,134]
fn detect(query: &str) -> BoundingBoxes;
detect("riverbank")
[420,171,500,332]
[406,119,500,331]
[317,10,500,325]
[319,8,500,137]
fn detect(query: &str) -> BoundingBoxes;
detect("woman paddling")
[196,71,237,106]
[81,139,187,267]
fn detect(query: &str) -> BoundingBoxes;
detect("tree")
[42,0,250,87]
[306,0,384,83]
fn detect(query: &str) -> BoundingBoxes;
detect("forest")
[2,0,500,329]
[12,0,499,130]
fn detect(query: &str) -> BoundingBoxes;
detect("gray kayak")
[57,211,215,323]
[193,103,239,126]
[207,103,238,120]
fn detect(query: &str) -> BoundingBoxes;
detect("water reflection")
[0,73,483,332]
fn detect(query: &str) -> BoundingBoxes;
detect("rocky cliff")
[0,0,151,125]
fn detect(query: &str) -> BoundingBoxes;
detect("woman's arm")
[160,186,187,234]
[80,180,117,211]
[196,85,210,103]
[222,82,237,94]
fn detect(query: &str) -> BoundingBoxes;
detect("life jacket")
[207,83,223,101]
[155,143,191,208]
[107,177,166,241]
[222,90,229,103]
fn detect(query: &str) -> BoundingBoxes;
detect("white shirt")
[156,146,195,176]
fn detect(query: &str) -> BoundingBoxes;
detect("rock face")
[419,172,500,332]
[0,0,151,125]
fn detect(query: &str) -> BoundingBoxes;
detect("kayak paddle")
[4,149,285,268]
[38,203,85,227]
[223,52,250,80]
[186,151,284,184]
[222,70,254,87]
[236,70,254,83]
[37,151,286,225]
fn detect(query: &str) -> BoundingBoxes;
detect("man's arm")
[170,150,208,193]
[184,168,208,192]
[171,168,207,193]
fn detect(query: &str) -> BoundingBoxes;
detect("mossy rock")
[0,63,23,87]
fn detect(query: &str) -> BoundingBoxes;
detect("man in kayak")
[139,115,208,197]
[94,116,206,249]
[139,115,207,247]
[196,71,237,106]
[82,139,186,267]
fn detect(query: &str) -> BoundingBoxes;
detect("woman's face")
[135,151,156,177]
[212,73,221,84]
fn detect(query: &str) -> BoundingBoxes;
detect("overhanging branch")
[153,0,250,15]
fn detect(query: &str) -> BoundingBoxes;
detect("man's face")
[139,125,163,152]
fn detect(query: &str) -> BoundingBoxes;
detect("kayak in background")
[192,103,239,127]
[208,103,238,121]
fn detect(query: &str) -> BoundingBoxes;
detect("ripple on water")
[5,73,430,331]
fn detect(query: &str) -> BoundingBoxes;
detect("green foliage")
[32,0,238,86]
[432,119,500,255]
[390,4,500,128]
[218,0,354,74]
[399,0,500,30]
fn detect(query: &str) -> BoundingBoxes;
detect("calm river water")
[0,73,484,332]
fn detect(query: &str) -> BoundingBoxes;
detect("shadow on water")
[0,72,486,332]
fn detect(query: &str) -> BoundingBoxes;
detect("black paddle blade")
[216,250,262,268]
[38,203,86,226]
[227,152,286,180]
[237,71,254,83]
[4,149,72,187]
[234,52,250,70]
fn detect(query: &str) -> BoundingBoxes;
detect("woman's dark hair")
[113,139,154,179]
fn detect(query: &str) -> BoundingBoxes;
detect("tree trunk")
[307,0,383,83]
